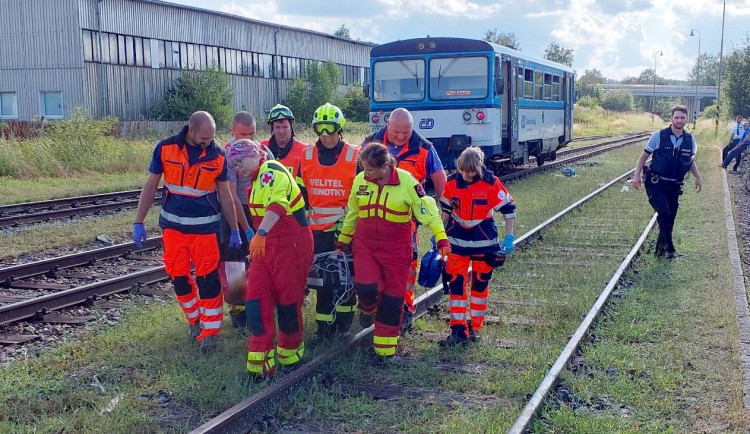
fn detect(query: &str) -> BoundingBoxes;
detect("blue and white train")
[365,37,575,170]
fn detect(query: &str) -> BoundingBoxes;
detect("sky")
[167,0,749,81]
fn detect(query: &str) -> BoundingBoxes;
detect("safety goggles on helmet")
[267,105,295,124]
[313,122,341,136]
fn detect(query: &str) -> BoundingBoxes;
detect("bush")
[0,108,153,177]
[152,68,233,127]
[700,104,719,120]
[576,95,599,108]
[599,90,634,111]
[335,84,370,122]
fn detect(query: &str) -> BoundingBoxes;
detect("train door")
[504,56,519,156]
[563,72,574,143]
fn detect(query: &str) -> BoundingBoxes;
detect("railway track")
[188,164,653,432]
[0,189,161,229]
[0,134,648,228]
[0,134,650,340]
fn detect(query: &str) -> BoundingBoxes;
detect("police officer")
[633,105,702,259]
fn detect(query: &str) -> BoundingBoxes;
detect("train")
[364,37,576,170]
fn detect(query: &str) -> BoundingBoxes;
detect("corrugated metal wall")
[74,0,372,120]
[0,0,85,119]
[77,0,371,65]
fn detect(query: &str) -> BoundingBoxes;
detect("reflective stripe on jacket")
[338,167,446,244]
[260,138,308,187]
[300,143,358,231]
[247,160,308,228]
[365,127,434,183]
[440,171,515,256]
[158,128,225,234]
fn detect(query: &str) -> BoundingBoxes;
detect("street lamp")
[690,28,701,128]
[652,50,663,121]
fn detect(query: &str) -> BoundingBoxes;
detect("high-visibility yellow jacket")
[338,167,447,245]
[247,160,308,231]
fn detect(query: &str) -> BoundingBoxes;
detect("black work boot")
[359,312,374,328]
[439,325,470,347]
[189,322,201,339]
[400,305,415,335]
[468,323,482,343]
[230,310,247,329]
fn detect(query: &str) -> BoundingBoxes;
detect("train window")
[544,73,552,100]
[429,56,488,100]
[552,75,561,101]
[534,71,543,100]
[373,59,425,102]
[524,69,533,99]
[515,66,523,100]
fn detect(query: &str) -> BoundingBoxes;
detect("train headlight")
[371,114,380,123]
[384,114,390,122]
[476,111,486,121]
[462,111,472,121]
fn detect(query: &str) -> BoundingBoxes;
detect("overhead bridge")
[599,84,718,121]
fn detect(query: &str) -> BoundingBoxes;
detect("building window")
[0,92,18,119]
[40,91,63,118]
[82,30,94,62]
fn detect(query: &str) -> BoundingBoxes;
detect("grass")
[573,107,664,137]
[0,143,658,432]
[533,117,749,432]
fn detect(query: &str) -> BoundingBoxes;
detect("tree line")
[148,27,750,125]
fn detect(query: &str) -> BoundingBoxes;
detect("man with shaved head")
[133,110,241,353]
[363,107,447,332]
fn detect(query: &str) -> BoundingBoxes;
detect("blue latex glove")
[133,223,147,249]
[244,228,255,241]
[499,233,515,255]
[229,230,242,249]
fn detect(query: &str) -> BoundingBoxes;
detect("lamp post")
[717,0,726,126]
[690,28,701,128]
[652,50,663,121]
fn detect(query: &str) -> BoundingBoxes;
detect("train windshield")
[373,59,425,102]
[429,56,488,100]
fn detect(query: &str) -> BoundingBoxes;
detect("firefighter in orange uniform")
[133,111,241,353]
[243,141,314,379]
[300,103,359,337]
[260,104,309,189]
[337,143,450,361]
[439,147,515,346]
[363,108,447,331]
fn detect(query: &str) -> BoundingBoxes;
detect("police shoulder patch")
[414,183,426,197]
[260,171,274,186]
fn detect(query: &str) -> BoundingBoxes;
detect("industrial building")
[0,0,373,121]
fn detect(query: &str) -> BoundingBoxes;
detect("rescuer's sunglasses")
[313,123,341,136]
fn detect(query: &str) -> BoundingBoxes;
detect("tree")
[599,90,634,111]
[335,84,370,122]
[334,25,351,39]
[483,28,520,50]
[284,61,340,124]
[722,36,750,118]
[152,68,233,126]
[687,53,718,86]
[576,68,607,101]
[544,42,574,67]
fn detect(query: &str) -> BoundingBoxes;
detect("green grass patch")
[534,120,748,431]
[0,143,655,432]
